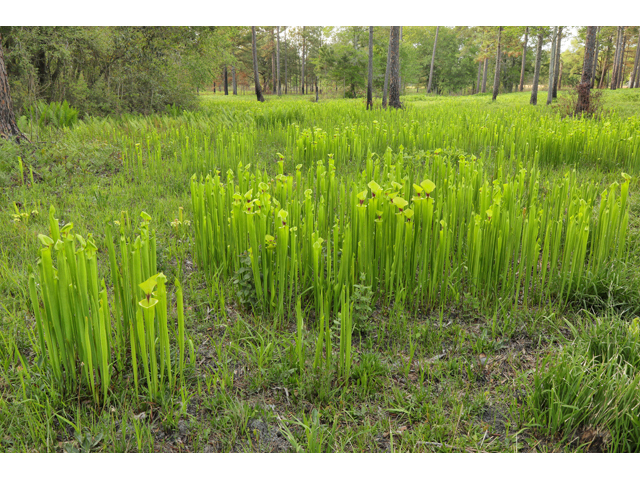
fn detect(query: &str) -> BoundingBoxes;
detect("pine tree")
[367,26,373,109]
[492,26,503,101]
[519,27,529,92]
[552,27,563,98]
[546,26,557,105]
[382,27,391,107]
[388,26,402,109]
[530,30,544,106]
[252,27,265,102]
[427,26,439,94]
[577,27,597,115]
[277,26,281,95]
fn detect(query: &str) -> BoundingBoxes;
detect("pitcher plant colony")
[2,88,640,452]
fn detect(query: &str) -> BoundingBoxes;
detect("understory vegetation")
[1,91,640,452]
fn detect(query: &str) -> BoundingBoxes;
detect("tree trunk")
[399,26,403,94]
[492,26,503,101]
[481,57,488,93]
[284,29,288,94]
[252,27,265,102]
[558,61,563,90]
[552,26,562,98]
[276,26,281,95]
[633,31,640,88]
[476,61,482,94]
[315,76,318,102]
[508,57,515,93]
[367,26,374,109]
[224,65,229,95]
[530,32,544,105]
[611,27,623,90]
[382,27,392,107]
[427,26,439,94]
[546,26,557,105]
[618,33,628,88]
[271,29,276,94]
[590,26,601,88]
[388,26,402,109]
[599,38,613,89]
[0,36,26,143]
[519,26,529,92]
[232,65,237,95]
[301,27,306,95]
[616,27,625,88]
[576,27,597,116]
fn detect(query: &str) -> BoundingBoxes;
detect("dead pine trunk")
[530,32,544,105]
[492,26,503,101]
[427,26,439,94]
[576,27,597,116]
[367,26,374,109]
[388,26,402,109]
[481,57,488,93]
[382,27,392,107]
[0,35,27,143]
[252,27,265,102]
[552,26,563,98]
[519,27,529,92]
[546,26,557,105]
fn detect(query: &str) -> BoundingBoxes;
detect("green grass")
[1,89,639,452]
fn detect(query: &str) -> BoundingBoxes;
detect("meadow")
[1,89,640,452]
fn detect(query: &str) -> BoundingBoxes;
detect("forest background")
[2,24,638,119]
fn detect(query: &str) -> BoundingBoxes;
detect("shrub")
[29,100,79,129]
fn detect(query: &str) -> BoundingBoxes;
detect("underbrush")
[1,92,640,452]
[529,314,640,452]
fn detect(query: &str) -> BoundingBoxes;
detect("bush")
[555,85,606,119]
[29,100,79,129]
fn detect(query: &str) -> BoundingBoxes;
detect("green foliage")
[28,208,189,403]
[3,91,640,453]
[190,146,630,319]
[280,409,331,453]
[529,317,640,452]
[64,432,104,453]
[232,252,259,311]
[29,101,79,129]
[3,26,202,117]
[352,274,374,335]
[351,352,386,395]
[584,317,640,370]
